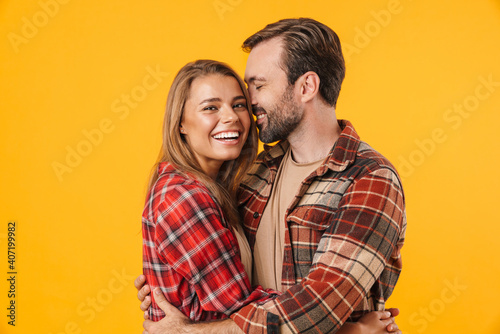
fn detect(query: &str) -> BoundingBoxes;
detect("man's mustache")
[252,106,266,115]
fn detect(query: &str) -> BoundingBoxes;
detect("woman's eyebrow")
[232,95,246,101]
[198,97,221,105]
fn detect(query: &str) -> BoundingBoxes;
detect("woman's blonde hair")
[147,59,258,226]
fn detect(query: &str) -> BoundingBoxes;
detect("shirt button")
[253,212,259,218]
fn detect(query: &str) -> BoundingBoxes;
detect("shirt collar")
[324,119,361,172]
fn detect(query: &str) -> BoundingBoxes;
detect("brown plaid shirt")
[231,120,407,334]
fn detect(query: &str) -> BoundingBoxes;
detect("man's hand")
[385,308,400,332]
[336,308,401,334]
[142,288,192,334]
[356,308,401,334]
[135,275,152,319]
[140,286,243,334]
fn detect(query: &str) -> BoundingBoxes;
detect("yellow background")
[1,0,499,333]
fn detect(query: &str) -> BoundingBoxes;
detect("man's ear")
[297,71,320,103]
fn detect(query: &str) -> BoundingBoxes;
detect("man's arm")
[143,288,243,334]
[135,275,291,334]
[139,285,401,334]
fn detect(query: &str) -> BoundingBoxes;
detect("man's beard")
[258,86,303,144]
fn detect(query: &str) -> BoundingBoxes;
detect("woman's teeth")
[213,132,239,139]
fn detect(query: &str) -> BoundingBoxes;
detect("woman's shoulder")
[155,162,211,199]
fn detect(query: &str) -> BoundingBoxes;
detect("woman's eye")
[203,106,217,111]
[255,86,262,90]
[233,103,247,109]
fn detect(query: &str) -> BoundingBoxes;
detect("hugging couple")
[136,17,406,334]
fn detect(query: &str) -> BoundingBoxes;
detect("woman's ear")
[180,124,186,134]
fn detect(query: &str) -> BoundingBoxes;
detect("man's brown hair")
[243,18,345,107]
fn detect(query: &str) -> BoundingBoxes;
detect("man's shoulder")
[354,141,401,180]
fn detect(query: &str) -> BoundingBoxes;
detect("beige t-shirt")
[233,223,253,283]
[252,148,324,291]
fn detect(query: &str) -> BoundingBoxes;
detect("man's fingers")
[374,311,396,329]
[140,295,152,312]
[386,307,400,317]
[135,275,146,290]
[153,288,175,314]
[374,310,393,320]
[385,308,400,332]
[138,284,151,302]
[143,319,154,331]
[388,323,402,334]
[387,323,399,331]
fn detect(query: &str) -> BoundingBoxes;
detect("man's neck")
[287,108,341,164]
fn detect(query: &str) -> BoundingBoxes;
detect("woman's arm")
[148,180,276,317]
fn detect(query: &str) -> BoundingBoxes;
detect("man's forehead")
[244,39,284,82]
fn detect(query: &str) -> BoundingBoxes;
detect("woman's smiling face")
[180,74,251,178]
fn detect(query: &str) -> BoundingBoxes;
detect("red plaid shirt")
[142,162,277,322]
[231,120,407,333]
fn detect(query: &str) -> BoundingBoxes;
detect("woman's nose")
[220,106,238,123]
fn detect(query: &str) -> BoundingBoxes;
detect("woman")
[143,59,271,322]
[141,59,399,333]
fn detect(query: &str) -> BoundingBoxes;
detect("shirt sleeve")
[154,182,276,316]
[231,167,406,334]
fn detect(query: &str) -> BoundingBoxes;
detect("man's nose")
[247,87,258,107]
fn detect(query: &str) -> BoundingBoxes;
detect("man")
[137,18,406,334]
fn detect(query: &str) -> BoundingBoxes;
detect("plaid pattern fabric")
[142,162,277,322]
[231,120,407,334]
